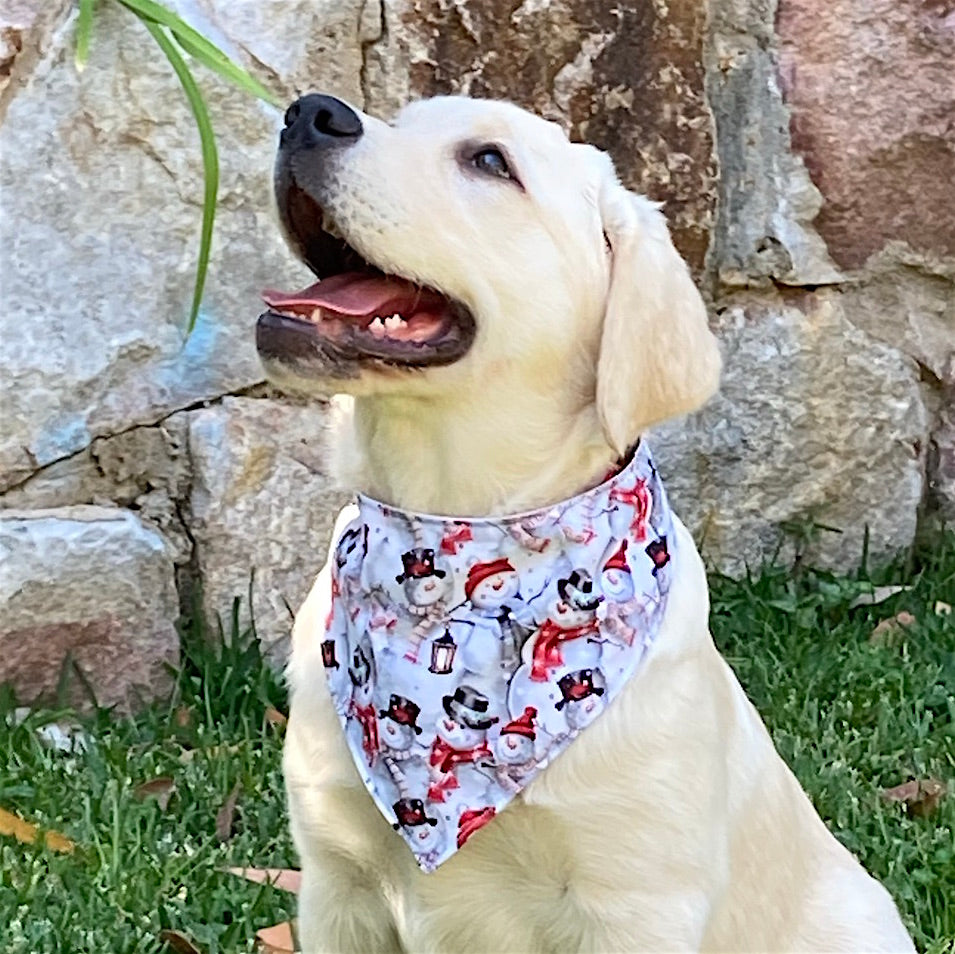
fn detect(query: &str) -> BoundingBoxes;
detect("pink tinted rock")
[777,0,955,269]
[0,506,179,711]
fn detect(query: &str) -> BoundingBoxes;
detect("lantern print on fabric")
[321,441,674,872]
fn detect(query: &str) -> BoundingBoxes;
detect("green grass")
[0,606,296,953]
[1,536,953,953]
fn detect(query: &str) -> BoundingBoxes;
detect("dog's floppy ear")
[596,172,722,455]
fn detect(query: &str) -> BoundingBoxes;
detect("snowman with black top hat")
[525,568,603,683]
[392,797,446,868]
[428,684,499,803]
[395,547,452,662]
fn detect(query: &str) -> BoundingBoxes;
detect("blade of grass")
[75,0,96,71]
[139,18,219,335]
[117,0,279,105]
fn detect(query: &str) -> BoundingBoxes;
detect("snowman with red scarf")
[346,640,379,765]
[427,685,499,803]
[525,569,603,683]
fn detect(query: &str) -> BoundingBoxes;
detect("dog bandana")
[320,442,675,872]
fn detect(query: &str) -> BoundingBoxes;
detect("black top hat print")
[645,536,670,573]
[557,568,602,612]
[392,797,438,830]
[379,694,423,734]
[442,684,500,731]
[396,548,447,584]
[555,669,606,711]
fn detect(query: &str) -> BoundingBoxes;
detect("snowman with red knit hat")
[598,539,642,647]
[493,706,540,792]
[458,558,533,676]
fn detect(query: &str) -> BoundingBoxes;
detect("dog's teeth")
[369,317,386,337]
[311,308,323,322]
[384,315,402,329]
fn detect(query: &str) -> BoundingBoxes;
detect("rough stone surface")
[0,507,179,710]
[839,272,955,388]
[366,0,717,273]
[0,0,70,118]
[1,416,195,564]
[929,383,955,523]
[0,0,340,490]
[705,0,841,286]
[194,0,380,108]
[651,291,928,574]
[777,0,955,271]
[187,398,349,655]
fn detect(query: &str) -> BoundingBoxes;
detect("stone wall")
[1,0,952,706]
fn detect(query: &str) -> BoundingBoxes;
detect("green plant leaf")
[140,18,219,335]
[75,0,96,71]
[117,0,280,105]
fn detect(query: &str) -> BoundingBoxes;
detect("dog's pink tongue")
[262,273,415,317]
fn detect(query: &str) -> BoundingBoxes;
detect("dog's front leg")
[286,715,406,954]
[295,841,405,954]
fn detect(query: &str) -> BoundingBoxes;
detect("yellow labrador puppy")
[258,94,913,953]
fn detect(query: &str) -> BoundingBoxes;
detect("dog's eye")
[472,147,512,180]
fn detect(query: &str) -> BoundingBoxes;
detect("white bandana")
[320,442,674,872]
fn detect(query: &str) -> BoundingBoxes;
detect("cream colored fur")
[276,97,913,953]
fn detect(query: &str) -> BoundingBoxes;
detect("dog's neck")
[337,389,618,516]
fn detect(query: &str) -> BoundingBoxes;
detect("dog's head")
[257,94,720,448]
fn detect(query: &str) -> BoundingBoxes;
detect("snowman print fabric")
[320,441,675,872]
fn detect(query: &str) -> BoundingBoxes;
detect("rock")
[651,291,928,574]
[928,385,955,523]
[194,0,380,107]
[0,0,70,118]
[705,0,841,287]
[0,506,179,710]
[0,0,348,490]
[365,0,717,274]
[1,416,194,564]
[777,0,955,271]
[840,272,955,387]
[187,397,349,656]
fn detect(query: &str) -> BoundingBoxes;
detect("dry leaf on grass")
[158,928,203,953]
[178,742,243,765]
[226,867,302,893]
[848,585,911,608]
[935,600,952,616]
[0,805,75,853]
[869,611,916,647]
[215,783,241,842]
[174,706,194,729]
[257,920,297,953]
[134,776,176,812]
[881,778,948,818]
[264,706,288,728]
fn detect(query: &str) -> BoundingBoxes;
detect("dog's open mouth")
[257,190,476,374]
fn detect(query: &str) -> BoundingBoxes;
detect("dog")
[258,94,914,953]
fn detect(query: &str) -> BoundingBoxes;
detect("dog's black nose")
[281,94,363,150]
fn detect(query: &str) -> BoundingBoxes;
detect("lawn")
[1,533,953,953]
